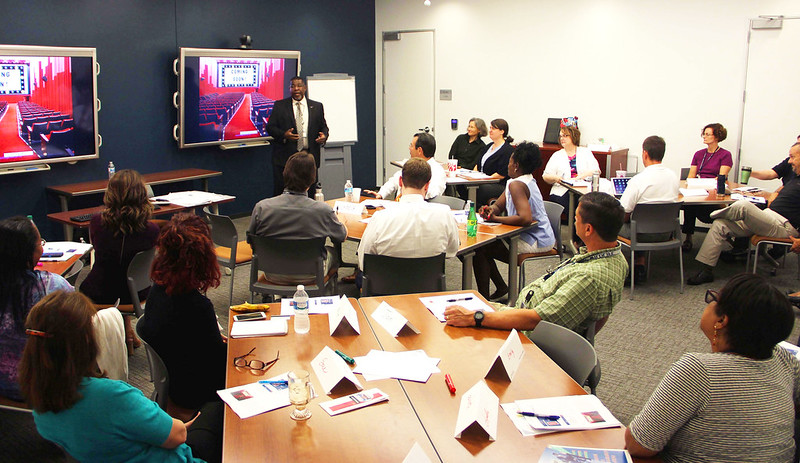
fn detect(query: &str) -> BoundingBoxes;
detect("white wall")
[375,0,798,181]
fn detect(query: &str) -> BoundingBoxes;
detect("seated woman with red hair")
[139,214,226,412]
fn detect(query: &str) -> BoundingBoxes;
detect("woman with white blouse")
[542,126,600,213]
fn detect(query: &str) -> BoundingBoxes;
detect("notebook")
[612,177,630,197]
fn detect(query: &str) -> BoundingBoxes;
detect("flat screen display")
[176,48,300,149]
[0,45,99,168]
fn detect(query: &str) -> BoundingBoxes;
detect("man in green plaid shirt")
[445,192,628,335]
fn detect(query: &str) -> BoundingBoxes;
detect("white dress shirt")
[357,194,460,269]
[619,163,680,213]
[378,157,447,200]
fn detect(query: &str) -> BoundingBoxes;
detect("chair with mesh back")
[135,318,169,410]
[518,201,564,289]
[529,321,597,387]
[122,248,155,318]
[617,202,684,299]
[361,253,446,297]
[428,195,466,210]
[204,207,253,307]
[248,234,337,301]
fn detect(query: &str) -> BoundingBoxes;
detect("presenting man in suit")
[266,76,329,197]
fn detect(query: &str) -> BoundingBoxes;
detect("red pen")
[445,374,456,394]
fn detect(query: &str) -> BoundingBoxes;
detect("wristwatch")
[474,311,484,328]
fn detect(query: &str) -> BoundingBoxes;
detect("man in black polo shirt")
[688,142,800,284]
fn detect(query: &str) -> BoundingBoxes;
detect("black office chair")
[248,234,338,301]
[361,253,446,297]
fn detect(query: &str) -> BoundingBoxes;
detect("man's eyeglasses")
[705,289,719,304]
[233,347,279,370]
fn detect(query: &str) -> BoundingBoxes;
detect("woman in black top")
[476,118,514,207]
[448,117,487,170]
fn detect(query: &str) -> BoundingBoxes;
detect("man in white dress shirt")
[358,158,459,271]
[618,135,680,283]
[365,132,446,200]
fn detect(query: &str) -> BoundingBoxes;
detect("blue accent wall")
[0,0,376,239]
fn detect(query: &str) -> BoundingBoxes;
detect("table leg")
[202,178,209,192]
[57,196,74,241]
[461,252,474,290]
[467,186,477,205]
[566,191,578,254]
[507,236,520,305]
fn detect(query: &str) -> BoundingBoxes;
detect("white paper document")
[152,190,235,208]
[730,193,766,204]
[456,170,492,180]
[280,295,341,316]
[503,394,621,436]
[454,380,499,441]
[328,295,360,335]
[779,341,800,360]
[334,201,366,215]
[229,318,288,338]
[418,293,494,322]
[318,388,389,416]
[311,346,364,394]
[679,188,711,197]
[352,349,440,382]
[686,178,717,189]
[40,241,93,262]
[371,301,420,336]
[485,329,525,381]
[217,372,316,419]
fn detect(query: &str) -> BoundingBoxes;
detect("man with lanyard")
[444,192,628,336]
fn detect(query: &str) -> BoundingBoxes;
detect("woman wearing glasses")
[20,291,218,462]
[681,123,732,252]
[0,216,72,403]
[542,125,600,214]
[139,214,226,412]
[626,273,799,462]
[475,118,515,207]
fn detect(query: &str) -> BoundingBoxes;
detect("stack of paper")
[353,349,440,382]
[40,241,93,262]
[230,318,288,338]
[686,178,717,189]
[457,170,492,180]
[501,394,621,436]
[217,372,317,419]
[318,388,389,416]
[151,191,235,208]
[538,445,632,463]
[418,293,494,322]
[679,188,710,197]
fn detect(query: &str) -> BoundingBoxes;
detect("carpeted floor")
[4,217,799,461]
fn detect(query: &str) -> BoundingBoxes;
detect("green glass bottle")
[467,200,477,237]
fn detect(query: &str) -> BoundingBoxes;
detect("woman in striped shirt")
[625,273,800,462]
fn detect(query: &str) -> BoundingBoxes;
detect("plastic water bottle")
[344,179,353,202]
[293,284,309,334]
[315,189,325,202]
[107,161,115,179]
[467,200,478,237]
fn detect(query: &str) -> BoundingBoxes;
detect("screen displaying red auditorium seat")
[0,45,98,168]
[176,48,300,149]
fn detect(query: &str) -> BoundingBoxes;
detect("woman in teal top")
[19,290,219,463]
[475,142,555,300]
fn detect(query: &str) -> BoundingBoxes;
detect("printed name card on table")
[311,346,364,394]
[453,380,499,441]
[371,301,420,337]
[485,329,525,381]
[328,295,360,335]
[402,442,433,463]
[334,200,366,215]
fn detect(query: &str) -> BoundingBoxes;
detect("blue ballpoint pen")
[517,411,561,420]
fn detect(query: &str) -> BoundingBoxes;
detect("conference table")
[388,159,501,204]
[558,179,744,254]
[222,291,661,462]
[328,198,533,302]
